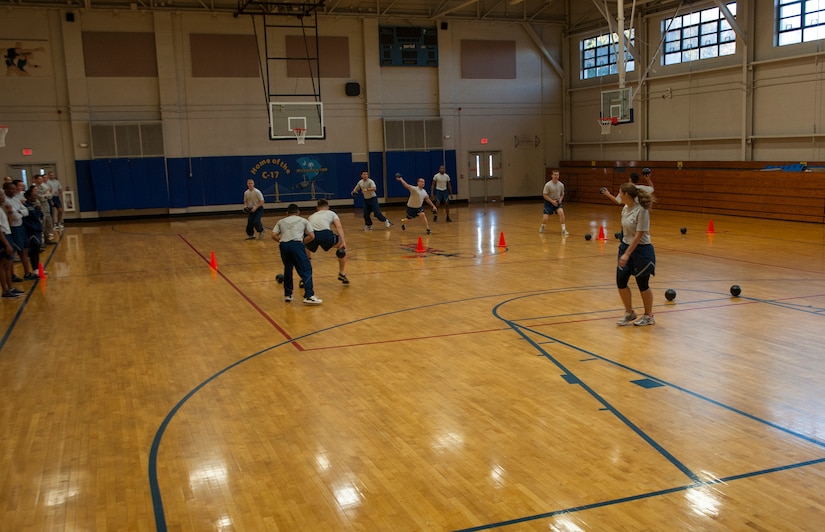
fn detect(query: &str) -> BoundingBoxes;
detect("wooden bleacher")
[557,161,825,223]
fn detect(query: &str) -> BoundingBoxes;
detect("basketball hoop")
[293,128,307,145]
[598,117,618,135]
[0,126,8,148]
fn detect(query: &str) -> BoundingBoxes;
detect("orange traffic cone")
[416,237,425,253]
[706,219,716,234]
[597,225,606,240]
[210,251,218,270]
[498,232,507,247]
[38,262,46,280]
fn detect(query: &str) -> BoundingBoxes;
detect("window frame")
[580,29,635,80]
[777,0,825,46]
[662,2,737,65]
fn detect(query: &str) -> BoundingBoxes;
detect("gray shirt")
[274,215,312,242]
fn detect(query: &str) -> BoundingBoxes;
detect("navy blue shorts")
[52,195,62,209]
[305,229,338,252]
[543,201,563,215]
[434,189,450,203]
[405,206,424,219]
[9,226,26,252]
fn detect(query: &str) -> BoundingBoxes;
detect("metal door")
[467,151,502,203]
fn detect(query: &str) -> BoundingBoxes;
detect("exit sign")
[21,148,32,156]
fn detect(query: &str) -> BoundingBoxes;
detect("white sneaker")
[385,219,393,228]
[245,235,255,240]
[562,229,570,237]
[284,295,293,302]
[616,311,637,326]
[634,314,656,326]
[364,226,372,231]
[303,295,323,305]
[539,225,545,233]
[257,232,265,239]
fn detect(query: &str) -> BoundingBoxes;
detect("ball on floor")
[680,227,687,234]
[665,288,676,301]
[730,285,741,296]
[585,233,592,241]
[276,274,284,284]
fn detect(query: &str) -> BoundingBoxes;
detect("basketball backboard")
[269,102,325,140]
[601,87,633,123]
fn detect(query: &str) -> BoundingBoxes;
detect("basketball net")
[0,126,8,148]
[293,128,307,145]
[598,117,617,135]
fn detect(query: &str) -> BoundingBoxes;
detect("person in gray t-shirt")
[272,203,321,305]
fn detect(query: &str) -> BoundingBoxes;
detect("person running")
[352,170,392,231]
[396,173,436,235]
[243,179,265,240]
[615,182,657,327]
[272,203,321,305]
[539,169,568,236]
[430,165,453,222]
[306,198,349,285]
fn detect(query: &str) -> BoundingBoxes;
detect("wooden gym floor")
[1,200,824,531]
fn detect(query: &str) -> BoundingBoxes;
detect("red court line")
[178,235,303,351]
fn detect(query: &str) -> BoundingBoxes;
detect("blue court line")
[516,317,825,451]
[147,287,562,531]
[149,284,825,529]
[454,456,825,531]
[504,317,701,483]
[0,242,60,352]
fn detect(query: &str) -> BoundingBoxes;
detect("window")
[663,3,737,65]
[580,29,635,80]
[778,0,825,46]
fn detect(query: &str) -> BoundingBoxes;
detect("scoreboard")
[379,26,438,67]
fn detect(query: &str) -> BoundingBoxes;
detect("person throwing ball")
[430,165,453,222]
[615,182,657,326]
[305,198,350,284]
[272,204,322,305]
[539,169,569,236]
[396,173,437,235]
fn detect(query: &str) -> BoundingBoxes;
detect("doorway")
[6,163,57,188]
[467,151,502,203]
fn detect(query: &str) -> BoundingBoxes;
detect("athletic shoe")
[562,229,570,237]
[616,311,637,326]
[257,232,265,239]
[245,235,255,240]
[634,315,656,326]
[446,218,453,222]
[23,272,39,280]
[385,219,393,228]
[433,214,438,222]
[426,228,431,235]
[299,280,305,288]
[12,275,22,283]
[539,225,545,233]
[338,273,350,284]
[284,295,293,302]
[303,295,323,305]
[364,226,372,231]
[11,288,24,295]
[2,291,21,299]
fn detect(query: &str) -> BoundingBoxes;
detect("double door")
[467,151,502,203]
[6,162,56,187]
